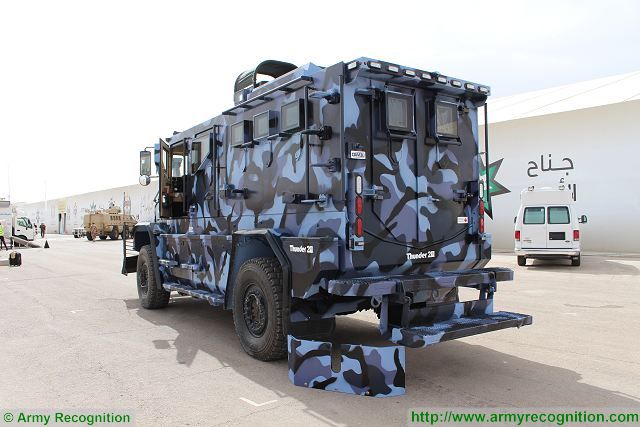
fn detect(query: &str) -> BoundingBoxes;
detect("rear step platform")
[162,282,224,306]
[389,311,532,348]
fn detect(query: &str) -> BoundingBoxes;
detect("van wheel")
[571,256,581,267]
[232,257,286,361]
[517,256,526,266]
[137,244,170,309]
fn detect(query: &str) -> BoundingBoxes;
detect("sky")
[1,0,639,203]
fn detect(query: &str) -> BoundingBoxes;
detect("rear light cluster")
[515,230,521,241]
[354,175,364,237]
[479,199,485,234]
[573,230,580,241]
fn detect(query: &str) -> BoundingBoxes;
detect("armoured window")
[191,141,201,174]
[281,100,304,132]
[170,144,185,178]
[230,120,252,146]
[386,91,414,132]
[254,111,277,139]
[548,206,570,224]
[436,102,458,138]
[523,207,545,224]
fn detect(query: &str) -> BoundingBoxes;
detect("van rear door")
[520,206,546,249]
[546,206,573,249]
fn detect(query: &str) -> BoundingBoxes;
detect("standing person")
[40,222,46,238]
[0,223,8,250]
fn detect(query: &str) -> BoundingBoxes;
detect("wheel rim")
[139,262,149,296]
[243,284,267,337]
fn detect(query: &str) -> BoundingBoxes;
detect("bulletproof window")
[230,120,253,146]
[523,207,545,224]
[190,141,201,174]
[436,101,458,138]
[548,206,570,224]
[170,143,185,178]
[386,91,414,132]
[281,99,304,133]
[253,110,277,139]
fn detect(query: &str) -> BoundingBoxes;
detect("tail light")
[479,199,485,233]
[479,199,485,216]
[355,196,363,215]
[355,217,363,237]
[515,230,521,241]
[573,230,580,241]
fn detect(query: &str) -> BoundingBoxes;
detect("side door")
[520,206,547,249]
[546,205,573,249]
[159,139,171,218]
[189,130,215,219]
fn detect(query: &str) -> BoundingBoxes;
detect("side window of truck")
[523,207,545,224]
[548,206,570,224]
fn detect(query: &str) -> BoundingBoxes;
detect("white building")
[482,71,640,253]
[18,181,157,234]
[18,71,640,253]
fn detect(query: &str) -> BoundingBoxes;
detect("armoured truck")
[123,58,532,397]
[84,204,136,241]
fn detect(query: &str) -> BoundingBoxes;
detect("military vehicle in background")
[84,204,136,241]
[123,58,532,397]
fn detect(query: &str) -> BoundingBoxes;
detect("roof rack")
[223,75,313,116]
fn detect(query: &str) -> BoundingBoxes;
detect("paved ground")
[1,236,639,426]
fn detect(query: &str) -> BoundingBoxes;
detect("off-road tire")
[109,228,119,240]
[137,244,170,309]
[517,256,526,266]
[86,232,93,241]
[232,257,286,361]
[289,318,336,340]
[571,255,581,267]
[99,235,107,240]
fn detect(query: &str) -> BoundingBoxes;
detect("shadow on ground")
[123,297,640,424]
[524,256,639,275]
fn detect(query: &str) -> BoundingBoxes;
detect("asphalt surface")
[1,235,639,426]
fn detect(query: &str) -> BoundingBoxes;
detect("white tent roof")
[481,70,640,124]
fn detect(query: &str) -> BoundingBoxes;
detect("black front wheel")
[137,244,170,309]
[232,257,286,361]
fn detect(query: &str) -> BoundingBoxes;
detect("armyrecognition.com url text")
[408,408,639,426]
[2,410,133,426]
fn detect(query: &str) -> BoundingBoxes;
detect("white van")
[514,186,587,267]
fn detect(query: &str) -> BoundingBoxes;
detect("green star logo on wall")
[480,158,510,219]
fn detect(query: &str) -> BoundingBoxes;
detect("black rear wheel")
[109,228,119,240]
[571,255,581,267]
[232,257,286,361]
[517,256,526,266]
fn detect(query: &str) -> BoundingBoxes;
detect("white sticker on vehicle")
[350,150,366,159]
[406,250,436,261]
[289,244,314,254]
[457,216,469,224]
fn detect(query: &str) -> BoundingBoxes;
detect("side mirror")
[139,175,151,186]
[514,216,517,223]
[578,214,588,224]
[140,150,152,177]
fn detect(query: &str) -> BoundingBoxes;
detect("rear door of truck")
[348,78,475,270]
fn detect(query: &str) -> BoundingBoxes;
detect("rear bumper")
[326,267,513,297]
[515,249,579,258]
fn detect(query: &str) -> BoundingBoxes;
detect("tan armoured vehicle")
[83,205,136,241]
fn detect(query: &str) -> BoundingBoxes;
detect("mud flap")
[287,335,406,397]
